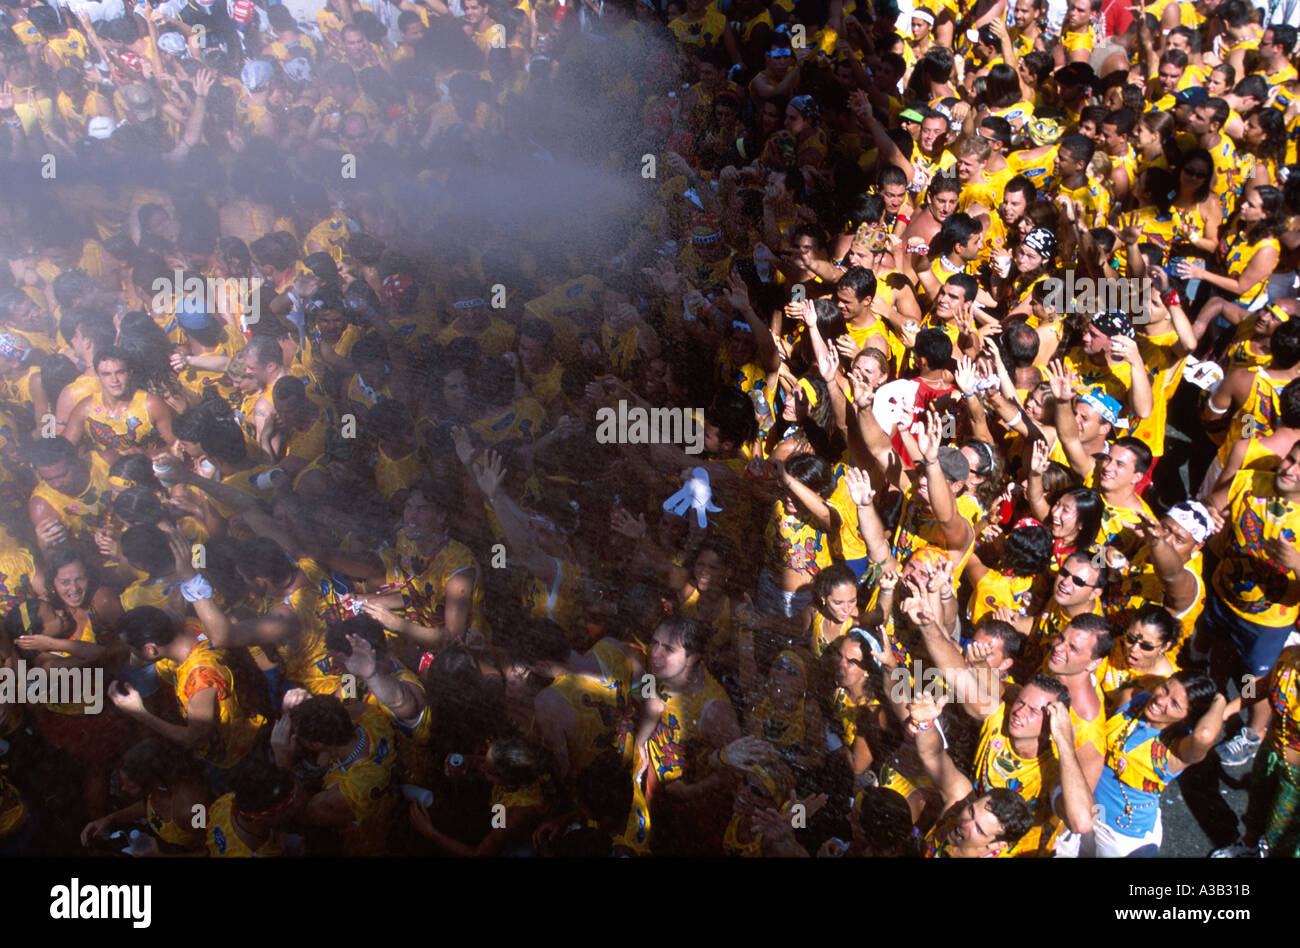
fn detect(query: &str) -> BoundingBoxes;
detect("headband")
[1167,501,1211,544]
[798,377,821,408]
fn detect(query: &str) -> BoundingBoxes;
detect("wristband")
[907,718,936,736]
[1162,289,1181,307]
[180,574,214,603]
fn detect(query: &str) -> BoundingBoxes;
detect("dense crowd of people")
[0,0,1298,858]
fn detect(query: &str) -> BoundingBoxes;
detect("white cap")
[87,116,115,140]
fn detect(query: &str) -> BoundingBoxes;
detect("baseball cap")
[1172,87,1209,108]
[87,116,115,140]
[176,294,213,332]
[899,107,926,123]
[936,445,970,482]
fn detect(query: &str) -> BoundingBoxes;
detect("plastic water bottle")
[128,830,150,854]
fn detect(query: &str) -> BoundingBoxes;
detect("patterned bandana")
[1092,310,1136,339]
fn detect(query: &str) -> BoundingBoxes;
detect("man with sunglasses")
[1007,550,1106,676]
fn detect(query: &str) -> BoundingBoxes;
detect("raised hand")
[1046,359,1074,402]
[966,637,996,668]
[906,690,948,727]
[472,451,506,499]
[1030,438,1050,476]
[914,409,943,463]
[954,355,977,396]
[610,507,649,539]
[342,633,378,680]
[843,467,876,507]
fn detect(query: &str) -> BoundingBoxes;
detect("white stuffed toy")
[663,467,722,529]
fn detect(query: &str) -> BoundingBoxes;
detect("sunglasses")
[1124,632,1161,652]
[1058,568,1096,588]
[1182,168,1210,179]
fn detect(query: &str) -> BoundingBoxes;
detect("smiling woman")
[1092,671,1223,856]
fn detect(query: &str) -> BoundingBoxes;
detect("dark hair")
[928,173,961,199]
[979,116,1013,149]
[1026,672,1070,707]
[325,613,388,657]
[1065,612,1115,661]
[983,787,1034,845]
[1176,148,1214,203]
[1001,524,1053,576]
[44,546,99,617]
[1250,108,1287,170]
[1245,184,1286,243]
[1058,134,1095,165]
[915,327,953,371]
[119,605,182,651]
[1053,486,1104,549]
[983,64,1021,109]
[1279,378,1300,428]
[1130,602,1178,648]
[1003,175,1036,205]
[121,739,204,790]
[812,562,858,605]
[785,452,835,498]
[215,762,287,825]
[1272,321,1300,370]
[653,614,709,657]
[854,787,920,856]
[838,266,877,301]
[120,524,174,576]
[936,212,982,258]
[237,536,296,586]
[974,617,1024,660]
[198,418,248,465]
[810,296,848,340]
[291,694,355,746]
[25,435,78,469]
[1111,436,1153,476]
[1102,108,1136,137]
[109,453,164,494]
[1155,670,1218,728]
[706,388,760,448]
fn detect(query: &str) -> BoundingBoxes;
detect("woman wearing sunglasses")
[822,631,897,789]
[1098,603,1180,713]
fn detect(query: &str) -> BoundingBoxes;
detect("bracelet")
[907,718,936,736]
[179,573,214,603]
